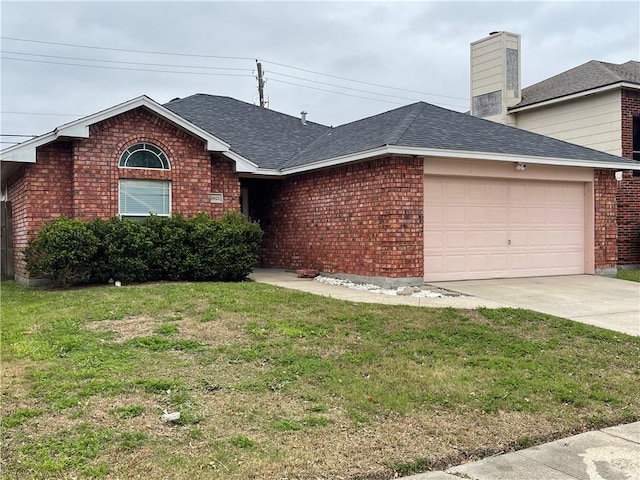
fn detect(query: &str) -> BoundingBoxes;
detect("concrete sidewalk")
[249,269,511,309]
[408,422,640,480]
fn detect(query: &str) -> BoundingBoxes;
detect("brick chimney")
[470,31,521,125]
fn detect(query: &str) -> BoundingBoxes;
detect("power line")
[1,56,255,77]
[1,49,467,109]
[262,59,469,101]
[0,134,38,137]
[1,35,469,103]
[1,111,82,116]
[268,78,404,105]
[0,36,254,61]
[267,70,467,109]
[0,50,251,71]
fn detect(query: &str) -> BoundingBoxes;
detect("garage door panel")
[446,231,466,248]
[445,206,466,223]
[424,176,585,281]
[467,206,488,223]
[464,255,484,272]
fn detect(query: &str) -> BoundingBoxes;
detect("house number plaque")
[210,193,224,204]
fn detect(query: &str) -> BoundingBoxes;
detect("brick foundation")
[618,88,640,266]
[257,156,424,279]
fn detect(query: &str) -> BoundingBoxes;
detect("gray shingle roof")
[164,94,637,171]
[514,60,640,108]
[284,101,633,168]
[164,94,328,169]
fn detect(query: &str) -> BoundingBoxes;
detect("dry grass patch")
[2,280,639,479]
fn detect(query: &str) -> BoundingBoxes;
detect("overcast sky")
[1,0,638,145]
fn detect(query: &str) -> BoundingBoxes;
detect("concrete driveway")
[431,275,640,336]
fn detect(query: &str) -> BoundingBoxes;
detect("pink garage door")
[424,176,585,281]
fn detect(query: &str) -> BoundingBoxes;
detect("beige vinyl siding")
[513,90,622,156]
[471,37,504,96]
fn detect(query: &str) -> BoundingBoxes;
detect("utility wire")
[0,50,251,71]
[1,56,255,77]
[0,134,38,137]
[267,79,404,105]
[2,49,467,108]
[1,111,82,116]
[262,59,468,101]
[268,70,467,108]
[0,36,254,61]
[1,35,469,102]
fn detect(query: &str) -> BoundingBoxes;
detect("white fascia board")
[221,150,260,173]
[281,144,640,175]
[55,95,231,152]
[0,132,57,163]
[391,145,640,170]
[280,146,393,175]
[1,95,234,165]
[508,82,639,113]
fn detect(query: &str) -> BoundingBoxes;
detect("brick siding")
[594,169,618,269]
[8,107,240,279]
[258,156,424,278]
[618,88,640,266]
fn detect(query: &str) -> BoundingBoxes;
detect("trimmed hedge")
[24,212,263,287]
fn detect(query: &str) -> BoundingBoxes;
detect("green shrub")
[24,217,99,287]
[24,212,262,286]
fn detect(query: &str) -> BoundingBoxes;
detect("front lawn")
[617,268,640,283]
[2,281,639,479]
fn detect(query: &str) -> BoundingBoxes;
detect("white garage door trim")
[423,158,595,282]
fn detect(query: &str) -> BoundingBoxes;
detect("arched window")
[119,142,170,169]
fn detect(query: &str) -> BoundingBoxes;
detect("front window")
[119,179,171,219]
[119,142,170,169]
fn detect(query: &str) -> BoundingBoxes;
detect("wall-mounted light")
[615,171,623,181]
[515,162,527,171]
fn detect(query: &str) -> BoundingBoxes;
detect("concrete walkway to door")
[431,275,640,336]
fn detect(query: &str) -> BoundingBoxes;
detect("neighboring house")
[470,31,640,267]
[1,94,639,285]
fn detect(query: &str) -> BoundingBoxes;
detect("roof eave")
[1,95,233,163]
[220,150,260,174]
[509,82,640,113]
[280,145,640,174]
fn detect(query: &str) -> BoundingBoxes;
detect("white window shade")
[119,179,171,217]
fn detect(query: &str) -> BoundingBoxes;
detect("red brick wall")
[7,170,27,278]
[8,108,241,280]
[7,142,74,279]
[259,156,424,279]
[594,169,618,269]
[210,154,241,216]
[72,108,239,220]
[618,88,640,266]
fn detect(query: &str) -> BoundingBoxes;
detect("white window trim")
[119,142,171,170]
[118,179,172,218]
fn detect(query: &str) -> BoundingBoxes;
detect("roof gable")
[0,95,261,170]
[515,60,640,108]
